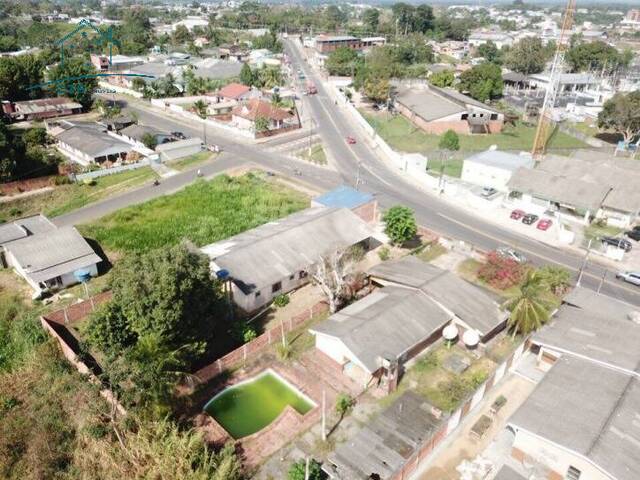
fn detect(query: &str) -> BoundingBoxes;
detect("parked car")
[481,187,497,198]
[601,236,632,252]
[346,136,357,145]
[616,271,640,286]
[625,229,640,241]
[522,213,539,225]
[496,247,527,264]
[537,219,553,231]
[171,131,186,139]
[510,209,526,220]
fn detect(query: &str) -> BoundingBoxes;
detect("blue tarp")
[314,185,373,209]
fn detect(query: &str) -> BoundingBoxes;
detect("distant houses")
[0,214,101,298]
[1,97,82,122]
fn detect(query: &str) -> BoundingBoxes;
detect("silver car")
[496,247,527,264]
[616,271,640,286]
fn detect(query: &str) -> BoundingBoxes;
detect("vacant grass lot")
[297,144,328,165]
[166,151,215,171]
[79,173,309,253]
[0,167,156,222]
[361,111,588,154]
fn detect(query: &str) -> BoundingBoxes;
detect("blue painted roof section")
[315,186,373,209]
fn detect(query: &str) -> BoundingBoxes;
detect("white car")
[616,271,640,286]
[496,247,527,264]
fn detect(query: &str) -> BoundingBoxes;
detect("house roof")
[155,137,203,152]
[56,125,132,158]
[509,356,640,480]
[187,60,243,79]
[200,207,377,294]
[313,185,373,210]
[533,287,640,373]
[311,286,453,373]
[493,466,527,480]
[217,82,251,99]
[232,99,294,122]
[395,85,498,122]
[368,256,507,336]
[0,214,56,246]
[463,150,534,172]
[120,124,168,141]
[6,226,101,283]
[12,97,82,115]
[328,391,443,479]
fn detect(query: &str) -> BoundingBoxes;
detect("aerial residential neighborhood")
[0,1,639,480]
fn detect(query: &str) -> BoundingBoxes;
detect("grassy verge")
[583,222,623,242]
[166,151,215,171]
[414,241,448,262]
[360,111,588,154]
[424,156,464,178]
[297,144,327,165]
[79,173,309,253]
[0,167,156,221]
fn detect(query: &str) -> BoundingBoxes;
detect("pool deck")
[193,348,363,469]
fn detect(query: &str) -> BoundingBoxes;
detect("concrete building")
[461,150,535,191]
[311,256,507,388]
[468,31,515,49]
[528,73,600,93]
[2,97,82,122]
[0,215,101,297]
[507,288,640,480]
[54,122,132,166]
[200,207,379,312]
[156,137,203,162]
[314,35,362,53]
[119,124,173,147]
[394,85,504,135]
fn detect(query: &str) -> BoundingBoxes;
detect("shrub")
[335,394,354,417]
[383,205,417,245]
[273,293,290,308]
[53,175,72,185]
[478,251,527,290]
[276,342,292,360]
[378,246,390,261]
[347,244,366,262]
[288,458,322,480]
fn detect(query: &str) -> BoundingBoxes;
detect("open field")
[166,151,216,171]
[360,111,588,155]
[79,173,309,253]
[0,167,156,222]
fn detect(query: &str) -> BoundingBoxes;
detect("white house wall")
[461,161,515,191]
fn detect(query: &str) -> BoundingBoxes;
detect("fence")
[73,160,150,182]
[193,301,329,384]
[390,338,528,480]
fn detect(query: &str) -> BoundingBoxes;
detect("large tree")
[383,205,417,245]
[457,62,503,102]
[49,56,98,109]
[325,46,360,77]
[597,91,640,146]
[0,54,44,102]
[362,8,380,32]
[504,37,548,75]
[566,40,629,73]
[505,271,554,338]
[363,78,390,104]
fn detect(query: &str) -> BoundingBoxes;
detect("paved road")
[56,46,640,306]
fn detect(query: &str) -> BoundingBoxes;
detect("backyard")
[78,173,309,253]
[0,167,156,222]
[360,110,588,155]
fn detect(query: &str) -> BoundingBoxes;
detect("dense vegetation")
[80,174,309,252]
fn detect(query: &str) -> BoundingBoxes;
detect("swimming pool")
[203,369,315,439]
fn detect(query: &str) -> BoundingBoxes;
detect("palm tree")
[504,270,554,338]
[193,99,208,119]
[536,265,572,296]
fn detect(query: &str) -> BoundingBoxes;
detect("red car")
[510,209,526,220]
[346,136,357,145]
[537,219,553,231]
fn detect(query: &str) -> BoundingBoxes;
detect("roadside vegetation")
[0,167,156,222]
[79,173,309,253]
[296,144,328,165]
[166,151,215,171]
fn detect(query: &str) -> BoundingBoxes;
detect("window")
[272,281,282,293]
[289,274,295,280]
[566,466,581,480]
[490,113,498,120]
[299,271,308,279]
[461,113,469,120]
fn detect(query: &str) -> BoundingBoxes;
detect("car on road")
[625,227,640,241]
[171,131,186,139]
[481,187,497,198]
[616,271,640,286]
[601,236,632,252]
[496,247,527,263]
[510,209,526,220]
[346,136,357,145]
[522,213,539,225]
[537,219,553,231]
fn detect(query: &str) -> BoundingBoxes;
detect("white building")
[461,150,534,191]
[468,31,515,49]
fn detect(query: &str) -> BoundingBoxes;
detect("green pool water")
[204,370,315,439]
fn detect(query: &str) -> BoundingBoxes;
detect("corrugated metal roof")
[0,214,56,245]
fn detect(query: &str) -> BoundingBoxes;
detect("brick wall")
[0,175,57,195]
[351,200,378,224]
[45,291,112,325]
[193,301,329,384]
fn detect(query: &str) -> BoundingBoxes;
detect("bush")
[276,342,292,360]
[53,175,72,185]
[230,320,257,343]
[288,458,322,480]
[378,246,390,261]
[478,251,527,290]
[335,393,354,417]
[383,206,417,245]
[273,293,290,308]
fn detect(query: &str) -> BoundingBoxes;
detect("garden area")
[0,166,156,222]
[360,110,588,160]
[78,173,309,253]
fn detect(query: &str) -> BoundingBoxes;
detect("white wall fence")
[97,81,143,98]
[73,159,150,182]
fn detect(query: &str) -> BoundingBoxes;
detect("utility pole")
[305,457,310,480]
[577,187,613,287]
[597,269,607,293]
[321,389,327,441]
[355,161,362,190]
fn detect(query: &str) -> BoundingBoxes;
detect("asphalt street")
[54,43,640,306]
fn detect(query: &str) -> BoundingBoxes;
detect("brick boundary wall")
[389,337,529,480]
[194,301,329,384]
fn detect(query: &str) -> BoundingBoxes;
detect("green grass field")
[361,111,588,154]
[166,151,215,171]
[0,167,156,222]
[79,173,309,253]
[297,144,328,165]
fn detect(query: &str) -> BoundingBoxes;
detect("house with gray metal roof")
[461,150,535,191]
[394,85,504,135]
[507,154,640,228]
[200,207,379,312]
[310,256,507,388]
[55,122,132,166]
[0,216,101,298]
[506,288,640,480]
